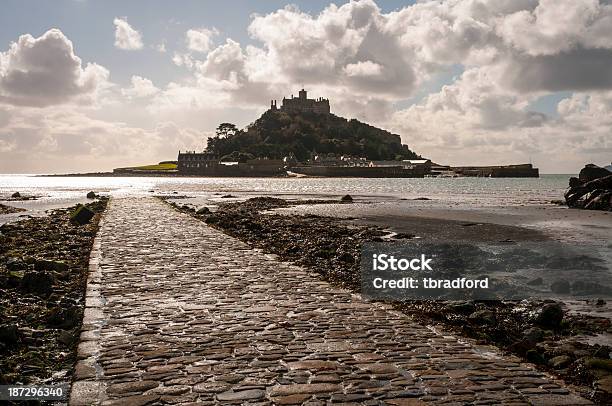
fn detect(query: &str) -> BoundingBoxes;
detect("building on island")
[177,151,284,177]
[270,89,330,115]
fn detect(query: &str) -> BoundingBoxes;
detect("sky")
[0,0,611,174]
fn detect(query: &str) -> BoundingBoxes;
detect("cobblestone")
[70,198,592,405]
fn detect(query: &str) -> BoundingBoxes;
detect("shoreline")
[0,199,107,387]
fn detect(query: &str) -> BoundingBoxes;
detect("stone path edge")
[69,201,109,406]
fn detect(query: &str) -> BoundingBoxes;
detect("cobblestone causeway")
[70,198,592,405]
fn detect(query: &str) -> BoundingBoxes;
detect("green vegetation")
[130,163,177,171]
[205,110,421,161]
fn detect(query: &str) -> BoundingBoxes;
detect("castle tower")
[299,89,307,100]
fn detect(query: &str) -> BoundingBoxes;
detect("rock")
[21,270,54,294]
[0,324,19,346]
[527,277,543,286]
[569,177,581,188]
[47,306,81,329]
[221,194,235,198]
[508,327,544,355]
[579,163,611,183]
[595,376,612,395]
[524,327,544,343]
[35,259,69,273]
[71,205,95,225]
[216,389,265,401]
[551,280,571,294]
[340,194,353,202]
[549,355,572,369]
[58,330,74,346]
[593,346,610,359]
[565,169,612,210]
[468,309,496,325]
[526,349,546,364]
[11,192,21,198]
[449,302,476,314]
[86,191,97,199]
[6,257,26,272]
[196,207,211,215]
[393,232,415,239]
[536,303,564,328]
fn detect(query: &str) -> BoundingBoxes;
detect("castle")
[270,89,330,115]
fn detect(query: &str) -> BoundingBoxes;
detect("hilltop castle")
[270,89,330,115]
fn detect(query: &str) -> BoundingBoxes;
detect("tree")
[216,123,238,138]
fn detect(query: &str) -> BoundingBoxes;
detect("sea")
[0,173,570,213]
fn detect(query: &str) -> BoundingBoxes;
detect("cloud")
[155,41,167,53]
[0,106,204,173]
[113,17,143,50]
[121,75,159,98]
[186,27,218,53]
[0,29,108,107]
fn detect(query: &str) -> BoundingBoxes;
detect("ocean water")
[0,174,570,208]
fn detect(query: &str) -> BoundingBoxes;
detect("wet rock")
[6,257,26,272]
[35,259,69,273]
[549,355,572,369]
[196,207,211,215]
[526,349,546,364]
[11,192,21,198]
[468,309,496,325]
[340,194,353,202]
[47,306,81,329]
[536,303,564,328]
[524,327,544,343]
[57,330,74,346]
[595,376,612,396]
[21,270,54,294]
[221,194,236,198]
[593,346,610,359]
[393,232,415,239]
[508,327,544,354]
[86,191,97,199]
[0,324,19,346]
[70,205,95,225]
[449,302,476,314]
[551,280,571,294]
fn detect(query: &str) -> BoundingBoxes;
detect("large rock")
[11,192,21,198]
[579,163,611,183]
[71,205,95,225]
[564,164,612,211]
[535,303,564,328]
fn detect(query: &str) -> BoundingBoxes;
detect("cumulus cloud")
[4,1,612,173]
[121,75,159,98]
[113,17,143,50]
[186,27,218,53]
[0,29,108,107]
[0,106,203,173]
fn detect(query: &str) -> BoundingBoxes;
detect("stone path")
[70,198,591,405]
